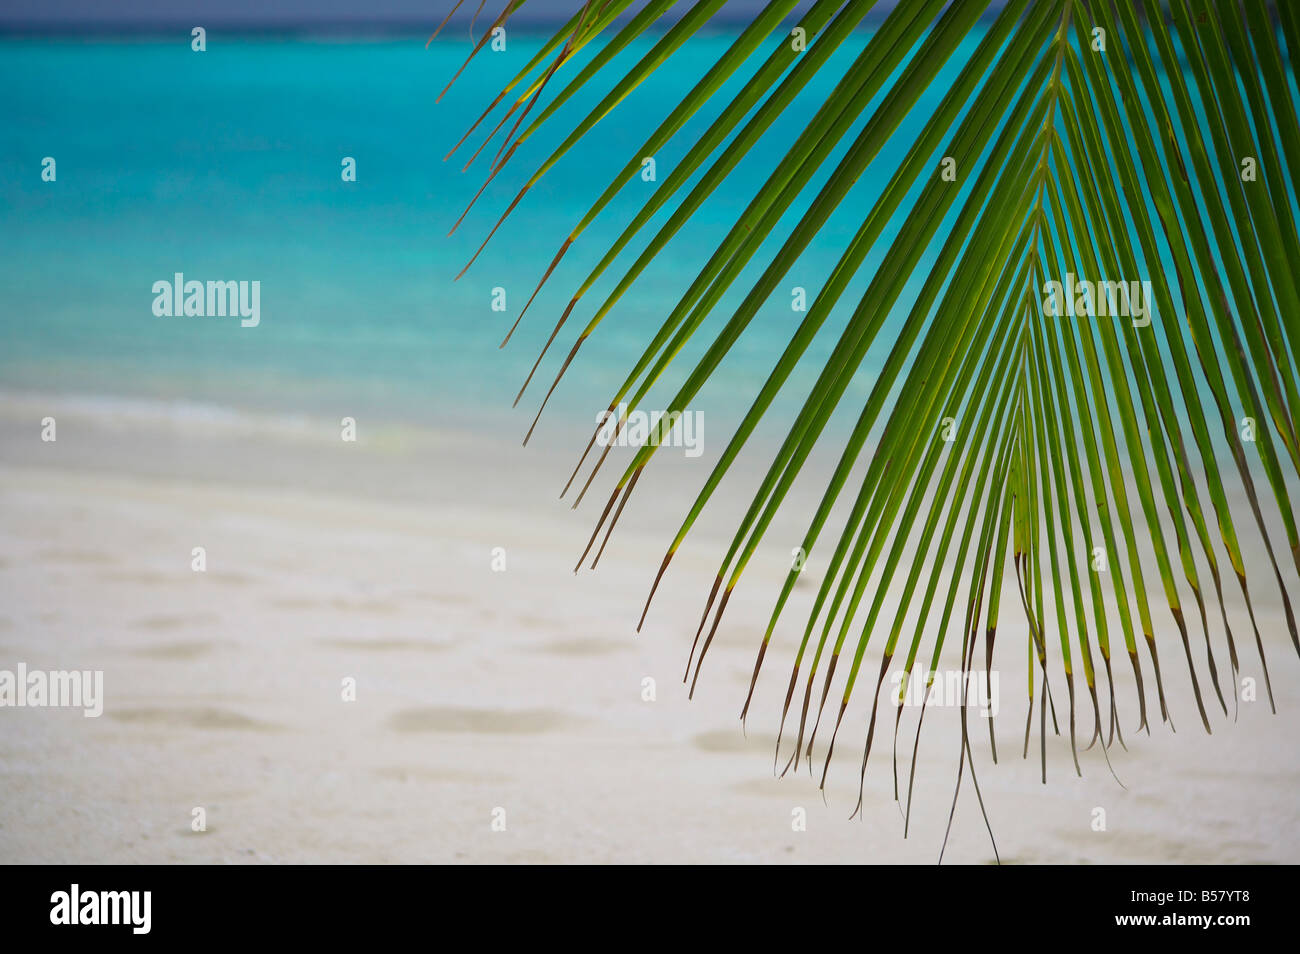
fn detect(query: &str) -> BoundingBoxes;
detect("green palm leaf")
[436,0,1300,851]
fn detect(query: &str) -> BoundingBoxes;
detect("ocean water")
[0,28,961,449]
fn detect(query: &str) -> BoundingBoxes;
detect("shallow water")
[1,29,928,437]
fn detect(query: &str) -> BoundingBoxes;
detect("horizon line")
[0,10,1008,37]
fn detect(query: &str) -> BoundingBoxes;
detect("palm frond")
[436,0,1300,846]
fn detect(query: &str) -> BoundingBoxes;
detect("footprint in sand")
[36,548,116,565]
[387,706,583,734]
[728,777,813,799]
[132,612,219,631]
[265,597,397,614]
[692,729,781,753]
[533,637,629,656]
[127,640,221,661]
[266,596,320,610]
[99,570,175,585]
[209,572,256,586]
[329,598,399,615]
[374,765,512,784]
[109,707,278,731]
[315,637,450,653]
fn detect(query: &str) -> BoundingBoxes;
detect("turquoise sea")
[0,28,957,445]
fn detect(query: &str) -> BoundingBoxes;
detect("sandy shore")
[1,392,1298,863]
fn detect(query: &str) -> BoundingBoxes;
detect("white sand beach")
[1,391,1298,864]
